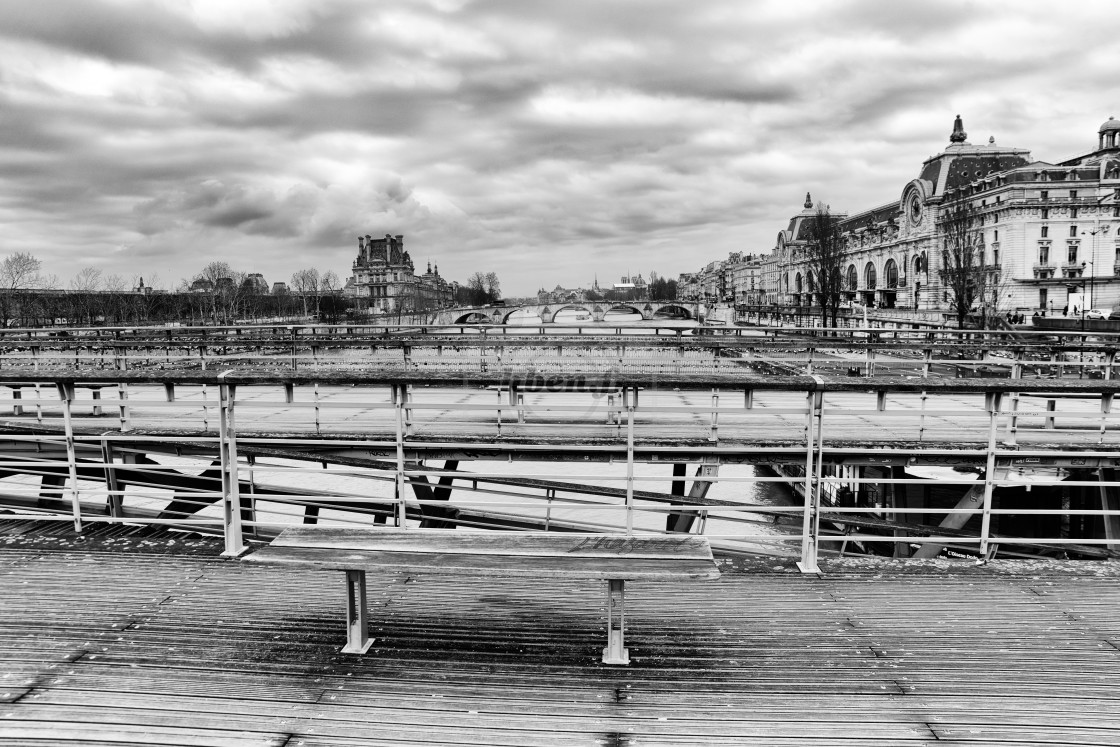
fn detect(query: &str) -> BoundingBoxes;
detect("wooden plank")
[0,721,287,747]
[268,527,715,560]
[244,545,721,581]
[7,529,1120,746]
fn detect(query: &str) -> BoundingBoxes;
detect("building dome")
[1099,117,1120,151]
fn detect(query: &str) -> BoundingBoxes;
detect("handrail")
[1,373,1118,567]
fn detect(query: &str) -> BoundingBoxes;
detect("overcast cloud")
[1,0,1117,294]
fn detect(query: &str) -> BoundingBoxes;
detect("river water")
[250,308,800,553]
[33,307,801,554]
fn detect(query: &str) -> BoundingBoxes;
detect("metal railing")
[1,368,1118,571]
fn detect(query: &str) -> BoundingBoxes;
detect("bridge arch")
[605,303,645,317]
[452,311,494,325]
[651,303,695,320]
[549,303,595,318]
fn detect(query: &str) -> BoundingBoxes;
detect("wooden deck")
[3,520,1120,746]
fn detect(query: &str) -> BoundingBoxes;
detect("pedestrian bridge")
[427,300,703,325]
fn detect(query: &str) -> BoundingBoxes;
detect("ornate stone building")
[345,234,452,313]
[772,116,1120,314]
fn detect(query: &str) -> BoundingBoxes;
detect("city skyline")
[1,1,1118,295]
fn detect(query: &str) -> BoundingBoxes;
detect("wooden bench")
[243,528,720,665]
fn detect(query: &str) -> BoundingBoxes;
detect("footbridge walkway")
[5,326,1120,744]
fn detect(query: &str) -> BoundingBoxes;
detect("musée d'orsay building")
[769,116,1120,314]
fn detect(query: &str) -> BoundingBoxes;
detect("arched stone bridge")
[425,301,703,325]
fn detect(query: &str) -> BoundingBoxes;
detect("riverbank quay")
[3,520,1120,746]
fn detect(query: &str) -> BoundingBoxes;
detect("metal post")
[403,384,413,436]
[602,579,629,665]
[314,383,321,435]
[219,375,246,557]
[342,569,373,654]
[710,388,719,442]
[798,384,824,574]
[56,382,82,532]
[625,387,635,535]
[117,384,131,432]
[101,434,122,519]
[393,383,407,528]
[978,391,1002,558]
[201,384,209,431]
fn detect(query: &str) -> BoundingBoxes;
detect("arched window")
[794,273,803,293]
[806,272,815,293]
[921,252,928,275]
[864,262,877,290]
[847,264,858,290]
[913,255,923,275]
[884,259,899,289]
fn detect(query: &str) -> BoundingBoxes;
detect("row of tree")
[0,255,351,327]
[454,272,501,306]
[0,253,507,327]
[179,262,344,324]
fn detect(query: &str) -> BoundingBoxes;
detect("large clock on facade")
[908,193,923,226]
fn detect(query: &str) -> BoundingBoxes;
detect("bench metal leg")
[342,569,373,654]
[602,579,630,665]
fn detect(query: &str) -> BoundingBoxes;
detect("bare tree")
[70,267,102,292]
[0,252,45,328]
[937,197,985,329]
[484,272,501,302]
[192,261,239,324]
[320,270,340,293]
[466,272,488,305]
[805,204,845,330]
[290,268,320,317]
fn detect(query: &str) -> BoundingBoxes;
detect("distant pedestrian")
[1063,305,1069,316]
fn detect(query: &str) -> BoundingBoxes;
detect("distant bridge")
[422,300,704,325]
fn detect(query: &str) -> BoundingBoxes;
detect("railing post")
[201,385,210,432]
[393,383,407,528]
[314,383,321,435]
[403,384,413,436]
[978,391,1002,559]
[709,388,719,442]
[56,382,82,533]
[218,374,247,557]
[625,386,635,535]
[117,383,131,432]
[101,433,122,519]
[798,381,824,574]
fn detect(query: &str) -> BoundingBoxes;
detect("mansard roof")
[839,203,899,234]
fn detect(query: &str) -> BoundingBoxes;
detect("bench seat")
[244,528,719,665]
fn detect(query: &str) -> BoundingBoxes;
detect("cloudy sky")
[2,0,1117,296]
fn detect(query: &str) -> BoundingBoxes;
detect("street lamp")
[1080,260,1093,331]
[1082,225,1111,314]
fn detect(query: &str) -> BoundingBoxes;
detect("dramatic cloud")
[0,0,1117,294]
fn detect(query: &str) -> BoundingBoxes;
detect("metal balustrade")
[3,323,1120,384]
[1,367,1118,571]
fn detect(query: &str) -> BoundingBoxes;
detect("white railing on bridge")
[0,370,1118,570]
